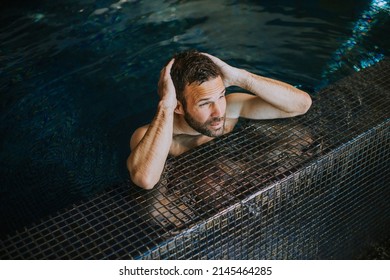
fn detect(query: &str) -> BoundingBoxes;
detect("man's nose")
[211,102,222,117]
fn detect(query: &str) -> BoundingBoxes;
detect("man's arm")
[126,59,176,190]
[205,54,312,119]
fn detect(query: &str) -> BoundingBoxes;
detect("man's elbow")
[127,162,158,190]
[131,173,158,190]
[292,94,312,116]
[126,152,163,189]
[300,94,312,114]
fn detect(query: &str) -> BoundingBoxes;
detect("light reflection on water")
[321,0,389,88]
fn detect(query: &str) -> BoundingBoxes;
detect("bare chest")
[169,118,238,156]
[170,134,212,156]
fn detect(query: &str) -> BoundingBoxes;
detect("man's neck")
[172,114,202,136]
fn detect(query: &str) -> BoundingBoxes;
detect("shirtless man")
[127,50,312,189]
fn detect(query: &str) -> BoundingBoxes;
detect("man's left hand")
[202,53,245,88]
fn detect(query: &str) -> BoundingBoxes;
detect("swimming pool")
[1,0,389,236]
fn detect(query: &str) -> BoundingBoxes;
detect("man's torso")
[169,117,238,156]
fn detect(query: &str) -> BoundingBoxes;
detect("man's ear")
[175,100,185,115]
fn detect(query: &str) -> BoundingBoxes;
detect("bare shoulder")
[226,93,256,118]
[130,124,150,151]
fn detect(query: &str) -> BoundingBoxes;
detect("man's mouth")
[209,118,224,129]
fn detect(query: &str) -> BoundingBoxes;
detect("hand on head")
[158,58,177,110]
[202,52,241,87]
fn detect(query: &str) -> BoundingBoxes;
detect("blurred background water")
[0,0,389,236]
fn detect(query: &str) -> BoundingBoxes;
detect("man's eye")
[199,103,209,107]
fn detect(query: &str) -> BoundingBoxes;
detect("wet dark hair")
[170,50,221,107]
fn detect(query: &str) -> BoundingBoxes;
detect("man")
[127,50,312,189]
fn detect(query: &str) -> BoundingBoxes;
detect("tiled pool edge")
[138,120,389,259]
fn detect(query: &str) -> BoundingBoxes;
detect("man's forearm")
[235,69,311,114]
[127,102,174,189]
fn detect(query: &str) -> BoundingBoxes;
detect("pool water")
[0,0,389,236]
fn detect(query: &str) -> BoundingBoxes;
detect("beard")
[184,110,226,137]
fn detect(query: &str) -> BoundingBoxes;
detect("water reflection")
[321,0,389,87]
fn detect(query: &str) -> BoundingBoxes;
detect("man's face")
[182,77,227,137]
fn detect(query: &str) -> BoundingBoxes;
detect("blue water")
[1,0,389,236]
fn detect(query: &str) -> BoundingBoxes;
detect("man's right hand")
[158,59,177,110]
[127,59,177,190]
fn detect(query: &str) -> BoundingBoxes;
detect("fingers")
[158,58,176,101]
[202,52,217,62]
[202,52,226,68]
[165,58,175,71]
[161,58,175,77]
[201,52,237,87]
